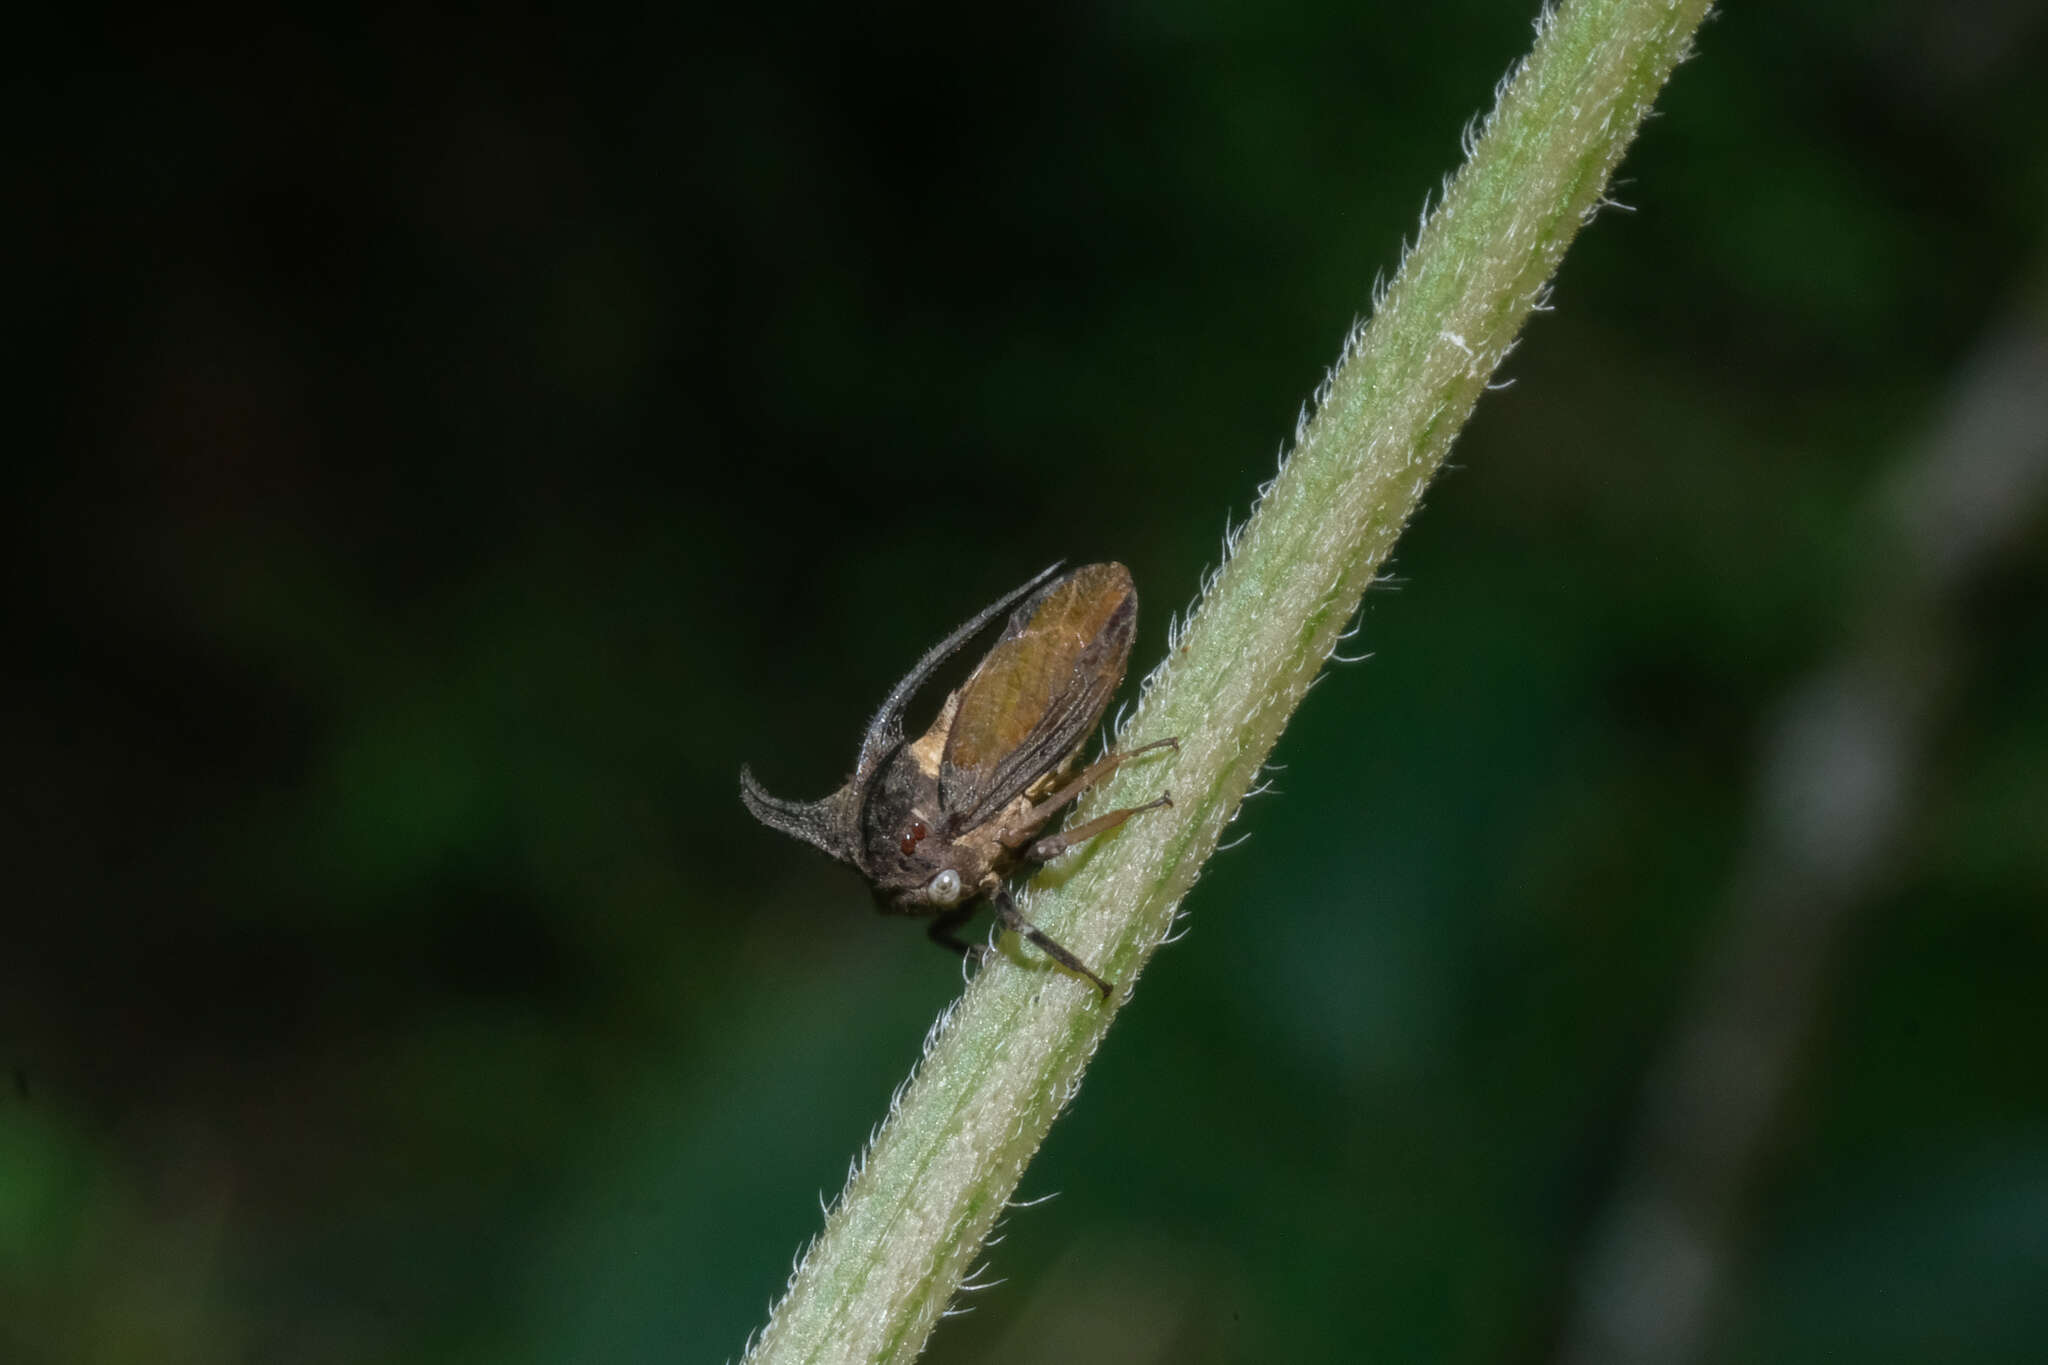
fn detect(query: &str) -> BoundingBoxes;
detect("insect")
[740,562,1177,998]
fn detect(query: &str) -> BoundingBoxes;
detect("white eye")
[927,869,963,906]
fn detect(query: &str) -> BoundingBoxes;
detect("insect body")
[741,562,1176,997]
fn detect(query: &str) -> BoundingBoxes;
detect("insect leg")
[1023,793,1172,864]
[926,905,987,964]
[998,737,1179,850]
[992,889,1113,999]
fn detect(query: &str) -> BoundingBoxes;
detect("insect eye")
[927,869,963,905]
[900,820,929,857]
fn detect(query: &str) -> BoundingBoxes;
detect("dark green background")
[9,4,2046,1362]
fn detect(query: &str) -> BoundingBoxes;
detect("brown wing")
[939,562,1136,826]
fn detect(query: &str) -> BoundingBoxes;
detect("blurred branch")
[1557,284,2048,1365]
[742,2,1717,1360]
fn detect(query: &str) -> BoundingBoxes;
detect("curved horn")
[853,561,1065,781]
[740,765,863,865]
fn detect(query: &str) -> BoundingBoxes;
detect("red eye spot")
[900,820,928,856]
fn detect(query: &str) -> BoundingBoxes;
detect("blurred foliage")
[6,4,2046,1363]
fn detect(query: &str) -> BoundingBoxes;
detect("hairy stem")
[742,2,1715,1360]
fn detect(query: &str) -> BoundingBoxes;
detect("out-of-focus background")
[9,5,2046,1362]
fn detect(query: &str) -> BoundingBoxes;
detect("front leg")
[992,889,1114,999]
[926,904,986,964]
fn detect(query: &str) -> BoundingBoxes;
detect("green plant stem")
[742,2,1714,1360]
